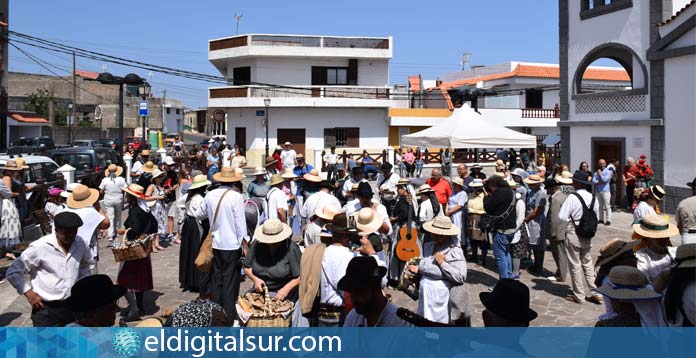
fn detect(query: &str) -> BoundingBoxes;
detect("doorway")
[235,127,246,152]
[277,129,306,158]
[592,139,624,207]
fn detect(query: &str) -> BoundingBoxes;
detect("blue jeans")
[493,231,513,279]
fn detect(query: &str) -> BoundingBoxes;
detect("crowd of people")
[1,139,694,329]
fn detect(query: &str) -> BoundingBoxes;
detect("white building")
[559,0,696,212]
[207,33,394,167]
[162,98,186,134]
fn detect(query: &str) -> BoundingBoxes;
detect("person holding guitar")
[388,179,418,287]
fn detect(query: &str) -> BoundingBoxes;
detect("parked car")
[8,136,55,156]
[164,132,179,147]
[51,146,123,178]
[125,136,142,151]
[0,154,60,185]
[72,139,99,148]
[96,138,118,150]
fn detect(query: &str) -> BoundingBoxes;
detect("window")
[176,109,180,115]
[525,89,543,109]
[312,67,349,85]
[233,67,251,86]
[581,0,632,20]
[166,108,171,114]
[324,127,359,147]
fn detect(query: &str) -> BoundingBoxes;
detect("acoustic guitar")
[396,193,420,261]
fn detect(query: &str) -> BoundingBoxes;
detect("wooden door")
[235,127,246,152]
[593,140,623,205]
[277,129,306,158]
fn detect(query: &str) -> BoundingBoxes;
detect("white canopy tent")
[401,104,537,149]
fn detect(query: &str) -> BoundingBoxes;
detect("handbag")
[195,190,232,273]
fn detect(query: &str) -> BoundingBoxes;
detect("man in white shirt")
[341,256,408,327]
[342,166,369,199]
[301,181,341,246]
[6,212,94,326]
[265,173,289,223]
[194,167,247,321]
[558,171,603,305]
[99,164,127,242]
[323,146,340,183]
[344,182,392,237]
[376,162,400,217]
[280,142,297,169]
[64,184,110,274]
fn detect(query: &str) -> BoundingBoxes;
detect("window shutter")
[346,128,360,147]
[312,66,327,85]
[324,128,337,147]
[347,59,358,85]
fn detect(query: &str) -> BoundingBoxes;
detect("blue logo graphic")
[112,328,141,357]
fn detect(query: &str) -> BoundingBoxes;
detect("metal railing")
[251,35,321,47]
[210,34,390,51]
[211,86,391,100]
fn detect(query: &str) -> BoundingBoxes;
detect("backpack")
[571,192,598,239]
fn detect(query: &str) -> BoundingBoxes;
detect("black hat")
[352,166,364,175]
[381,162,393,171]
[356,182,373,198]
[319,180,333,189]
[479,279,537,323]
[54,212,84,229]
[572,170,592,185]
[327,212,357,234]
[337,256,387,291]
[544,177,559,189]
[687,177,696,188]
[65,275,126,312]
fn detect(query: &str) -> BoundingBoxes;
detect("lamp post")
[264,98,271,158]
[138,83,152,148]
[67,102,74,145]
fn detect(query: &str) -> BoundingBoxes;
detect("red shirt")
[426,178,452,206]
[623,166,636,185]
[273,153,282,171]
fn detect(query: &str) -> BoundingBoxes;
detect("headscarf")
[165,300,229,327]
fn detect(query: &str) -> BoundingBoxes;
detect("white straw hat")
[254,219,292,244]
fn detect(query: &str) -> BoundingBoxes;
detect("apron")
[418,276,450,324]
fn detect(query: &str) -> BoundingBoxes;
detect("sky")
[9,0,560,108]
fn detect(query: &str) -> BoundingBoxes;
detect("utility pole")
[71,51,77,145]
[234,13,243,35]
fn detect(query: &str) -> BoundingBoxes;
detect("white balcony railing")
[210,34,390,52]
[210,85,391,100]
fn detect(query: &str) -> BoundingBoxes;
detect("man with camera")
[482,176,518,280]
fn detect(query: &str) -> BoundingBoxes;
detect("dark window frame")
[325,127,359,147]
[580,0,632,20]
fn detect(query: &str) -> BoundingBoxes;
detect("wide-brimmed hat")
[555,171,573,185]
[265,156,278,166]
[511,168,529,180]
[275,145,283,151]
[163,156,176,166]
[632,214,679,239]
[123,184,147,199]
[254,219,292,244]
[572,170,592,185]
[296,154,305,161]
[649,185,665,201]
[356,181,373,198]
[189,175,211,190]
[351,166,363,175]
[151,169,165,179]
[595,239,640,268]
[65,275,126,313]
[303,169,322,183]
[141,161,157,173]
[354,208,384,234]
[593,266,663,300]
[208,139,215,143]
[416,184,434,195]
[397,178,410,187]
[252,167,267,176]
[67,184,100,209]
[469,178,484,188]
[14,158,29,169]
[105,164,123,177]
[326,212,357,234]
[284,141,291,146]
[674,243,696,269]
[337,256,387,291]
[470,164,482,170]
[1,159,23,171]
[422,216,460,236]
[452,177,465,188]
[524,174,544,185]
[315,205,341,221]
[269,173,284,186]
[281,168,297,179]
[213,167,243,183]
[140,150,150,156]
[480,279,537,322]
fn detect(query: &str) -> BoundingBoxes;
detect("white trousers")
[597,191,612,223]
[102,194,123,239]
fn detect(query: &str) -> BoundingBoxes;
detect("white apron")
[418,276,450,324]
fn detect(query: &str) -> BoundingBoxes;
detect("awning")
[8,111,49,124]
[542,133,561,146]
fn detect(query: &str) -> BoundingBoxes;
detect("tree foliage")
[24,89,68,126]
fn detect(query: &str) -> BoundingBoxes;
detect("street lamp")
[138,83,152,148]
[264,98,271,158]
[67,102,74,145]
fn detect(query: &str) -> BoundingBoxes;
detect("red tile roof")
[9,111,49,124]
[408,76,421,91]
[659,0,695,26]
[74,69,99,80]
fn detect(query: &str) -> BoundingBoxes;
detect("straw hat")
[104,164,124,177]
[67,184,100,209]
[422,216,460,236]
[254,219,292,244]
[554,171,573,185]
[269,173,284,186]
[524,174,544,185]
[252,167,267,176]
[595,239,639,268]
[265,156,278,166]
[508,179,519,188]
[123,184,147,199]
[495,159,504,167]
[297,154,305,161]
[189,175,211,190]
[284,141,291,146]
[354,208,384,234]
[593,266,663,300]
[674,243,695,269]
[281,168,297,179]
[151,169,165,179]
[1,159,22,171]
[397,178,410,186]
[632,214,679,239]
[649,185,665,201]
[141,161,156,173]
[315,205,341,221]
[416,184,434,195]
[275,145,283,151]
[14,158,29,169]
[469,178,484,188]
[303,169,322,183]
[452,177,465,188]
[213,167,243,183]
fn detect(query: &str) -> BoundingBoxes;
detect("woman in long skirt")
[1,161,24,258]
[178,175,211,295]
[119,184,157,321]
[145,169,167,251]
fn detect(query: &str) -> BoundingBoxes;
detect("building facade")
[207,34,394,167]
[559,0,695,212]
[162,98,186,134]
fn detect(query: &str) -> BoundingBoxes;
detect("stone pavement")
[0,208,660,327]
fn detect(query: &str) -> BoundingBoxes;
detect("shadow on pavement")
[0,312,21,327]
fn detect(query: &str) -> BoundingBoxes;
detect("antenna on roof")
[461,52,471,71]
[101,64,107,73]
[234,13,243,35]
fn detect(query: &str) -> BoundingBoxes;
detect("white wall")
[543,89,560,109]
[357,59,389,86]
[664,54,696,188]
[569,125,651,169]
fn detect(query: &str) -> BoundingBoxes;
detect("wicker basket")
[245,286,292,328]
[111,229,153,262]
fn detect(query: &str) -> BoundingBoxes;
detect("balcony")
[521,108,560,119]
[209,85,393,108]
[478,108,561,128]
[208,34,393,61]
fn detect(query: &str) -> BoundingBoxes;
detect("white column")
[387,148,395,165]
[157,148,167,162]
[314,149,323,172]
[123,153,133,184]
[56,164,76,186]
